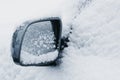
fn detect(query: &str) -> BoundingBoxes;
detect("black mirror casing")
[11,17,62,66]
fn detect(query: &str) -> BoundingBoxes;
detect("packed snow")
[20,50,58,64]
[0,0,120,80]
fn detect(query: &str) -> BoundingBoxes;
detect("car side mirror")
[11,17,62,66]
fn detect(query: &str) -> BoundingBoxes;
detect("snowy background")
[0,0,120,80]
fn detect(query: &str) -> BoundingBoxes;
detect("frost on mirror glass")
[20,21,58,64]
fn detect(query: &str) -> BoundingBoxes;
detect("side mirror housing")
[11,17,62,66]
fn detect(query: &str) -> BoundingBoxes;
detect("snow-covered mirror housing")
[11,17,62,66]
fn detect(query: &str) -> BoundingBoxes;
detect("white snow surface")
[0,0,120,80]
[20,50,58,64]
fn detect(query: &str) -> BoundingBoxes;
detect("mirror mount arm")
[60,37,69,51]
[60,26,73,51]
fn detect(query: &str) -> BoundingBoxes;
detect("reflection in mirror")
[20,21,58,65]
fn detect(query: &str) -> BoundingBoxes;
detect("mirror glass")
[20,21,58,65]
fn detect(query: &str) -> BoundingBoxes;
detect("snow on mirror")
[20,21,58,65]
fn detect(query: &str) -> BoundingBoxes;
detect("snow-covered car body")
[0,0,120,80]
